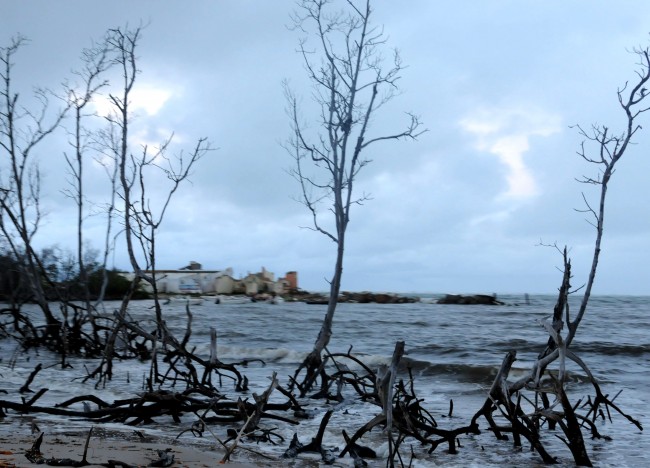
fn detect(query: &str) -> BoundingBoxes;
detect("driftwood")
[22,429,177,467]
[19,363,44,393]
[342,429,376,467]
[332,343,406,459]
[0,323,642,467]
[221,371,282,463]
[25,429,92,466]
[0,256,642,467]
[295,261,642,467]
[283,410,337,464]
[465,251,642,466]
[0,386,300,430]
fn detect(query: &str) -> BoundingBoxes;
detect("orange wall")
[285,271,298,290]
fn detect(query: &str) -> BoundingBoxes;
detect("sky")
[2,1,650,295]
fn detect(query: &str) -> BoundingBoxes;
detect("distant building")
[283,271,298,290]
[128,262,298,296]
[215,274,240,294]
[242,267,281,295]
[180,261,203,271]
[135,262,234,294]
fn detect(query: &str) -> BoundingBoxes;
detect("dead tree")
[0,36,70,346]
[286,0,424,396]
[567,46,650,347]
[337,43,650,468]
[61,36,112,342]
[0,36,114,359]
[86,25,210,384]
[470,44,650,466]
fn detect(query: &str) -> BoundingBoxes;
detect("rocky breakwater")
[436,294,505,305]
[340,291,419,303]
[285,290,418,304]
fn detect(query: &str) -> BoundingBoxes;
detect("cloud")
[4,1,650,295]
[489,135,538,199]
[91,83,175,118]
[460,106,561,201]
[130,86,173,116]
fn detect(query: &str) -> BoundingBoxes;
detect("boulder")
[437,294,505,305]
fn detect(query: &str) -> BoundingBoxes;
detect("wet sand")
[0,426,277,467]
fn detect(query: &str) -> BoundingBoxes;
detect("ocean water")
[0,294,647,467]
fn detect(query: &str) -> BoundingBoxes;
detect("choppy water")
[0,294,647,467]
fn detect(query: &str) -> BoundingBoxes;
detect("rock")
[436,294,505,305]
[287,290,418,304]
[339,291,418,304]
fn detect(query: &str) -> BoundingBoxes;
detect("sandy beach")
[0,425,275,467]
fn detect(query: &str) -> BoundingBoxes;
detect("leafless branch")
[285,0,424,395]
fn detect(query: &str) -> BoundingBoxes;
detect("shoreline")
[1,296,646,467]
[0,424,275,467]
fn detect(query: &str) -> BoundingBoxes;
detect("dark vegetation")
[0,1,645,466]
[0,251,147,303]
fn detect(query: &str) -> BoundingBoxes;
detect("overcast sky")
[2,1,650,295]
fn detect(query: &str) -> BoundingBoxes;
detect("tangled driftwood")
[0,268,643,467]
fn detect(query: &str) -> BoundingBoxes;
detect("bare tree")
[94,104,123,308]
[0,36,69,342]
[473,46,650,466]
[87,25,211,383]
[104,24,210,319]
[568,46,650,345]
[62,37,112,338]
[285,0,424,395]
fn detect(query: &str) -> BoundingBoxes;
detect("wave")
[190,344,309,365]
[403,360,602,385]
[184,341,619,386]
[404,359,500,383]
[572,342,650,356]
[411,338,539,355]
[412,339,649,360]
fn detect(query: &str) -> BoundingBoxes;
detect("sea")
[0,294,647,467]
